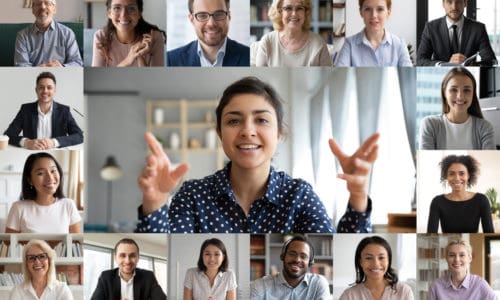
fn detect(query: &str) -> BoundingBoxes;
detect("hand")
[136,31,153,66]
[138,132,189,215]
[24,138,55,150]
[449,53,466,64]
[329,133,379,212]
[38,60,63,67]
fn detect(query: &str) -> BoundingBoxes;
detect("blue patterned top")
[136,163,371,233]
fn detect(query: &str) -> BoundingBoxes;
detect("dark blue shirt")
[136,163,372,233]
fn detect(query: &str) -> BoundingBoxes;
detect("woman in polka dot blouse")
[137,76,379,233]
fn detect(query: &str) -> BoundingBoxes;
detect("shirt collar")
[119,269,136,283]
[197,38,228,66]
[213,162,282,206]
[446,15,464,29]
[37,102,53,116]
[446,272,471,289]
[278,272,312,288]
[34,20,55,33]
[358,29,392,47]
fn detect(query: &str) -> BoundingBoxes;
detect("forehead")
[204,244,222,253]
[448,244,468,253]
[361,0,388,7]
[282,0,305,6]
[192,0,227,11]
[287,241,310,255]
[446,75,473,87]
[110,0,138,5]
[37,78,55,86]
[115,242,138,255]
[27,245,44,255]
[32,157,57,170]
[222,94,277,115]
[361,243,388,255]
[448,163,468,172]
[444,0,466,4]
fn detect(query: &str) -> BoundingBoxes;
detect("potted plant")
[485,188,500,219]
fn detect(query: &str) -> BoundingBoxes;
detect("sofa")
[0,22,83,66]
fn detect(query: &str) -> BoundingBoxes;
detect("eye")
[226,119,240,125]
[257,118,269,124]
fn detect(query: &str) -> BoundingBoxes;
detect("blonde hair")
[22,240,57,286]
[445,239,473,256]
[268,0,312,31]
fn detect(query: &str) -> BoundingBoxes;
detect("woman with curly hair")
[92,0,166,66]
[427,154,494,233]
[339,236,413,300]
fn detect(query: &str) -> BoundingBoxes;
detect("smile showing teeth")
[238,144,259,150]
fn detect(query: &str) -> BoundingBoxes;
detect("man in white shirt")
[251,235,331,300]
[91,238,166,300]
[4,71,83,149]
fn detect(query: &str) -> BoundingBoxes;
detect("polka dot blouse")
[136,163,372,233]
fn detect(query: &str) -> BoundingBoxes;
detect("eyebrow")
[223,109,273,117]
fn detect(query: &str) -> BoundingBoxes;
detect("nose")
[240,120,256,137]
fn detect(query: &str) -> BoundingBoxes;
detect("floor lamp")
[100,156,122,230]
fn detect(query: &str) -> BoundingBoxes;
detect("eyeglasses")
[110,4,139,15]
[26,253,49,263]
[286,251,309,261]
[33,0,55,8]
[193,10,228,22]
[280,5,307,14]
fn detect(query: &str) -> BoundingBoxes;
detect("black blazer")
[4,100,83,147]
[167,38,250,66]
[417,16,497,66]
[90,268,166,300]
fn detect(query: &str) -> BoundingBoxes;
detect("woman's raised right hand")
[138,132,189,215]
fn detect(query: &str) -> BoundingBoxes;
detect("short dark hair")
[21,152,64,200]
[441,67,483,118]
[354,236,399,289]
[280,235,314,266]
[197,238,228,272]
[215,76,286,135]
[188,0,230,13]
[36,72,56,86]
[114,238,140,255]
[439,154,480,187]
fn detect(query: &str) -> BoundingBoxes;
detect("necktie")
[451,24,459,54]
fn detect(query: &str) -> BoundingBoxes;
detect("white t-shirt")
[444,116,474,149]
[9,281,73,300]
[6,198,81,233]
[184,267,237,300]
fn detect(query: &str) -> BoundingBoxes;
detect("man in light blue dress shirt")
[14,0,83,67]
[251,235,331,300]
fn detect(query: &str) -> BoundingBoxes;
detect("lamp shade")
[100,156,122,181]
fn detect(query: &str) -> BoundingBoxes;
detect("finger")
[364,144,379,163]
[328,138,347,161]
[356,133,380,157]
[337,173,365,186]
[145,132,167,158]
[351,157,372,175]
[171,163,189,181]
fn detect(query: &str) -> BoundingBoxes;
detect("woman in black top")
[427,154,494,233]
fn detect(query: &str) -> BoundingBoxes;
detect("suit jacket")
[90,268,166,300]
[167,38,249,66]
[4,100,83,148]
[417,16,497,66]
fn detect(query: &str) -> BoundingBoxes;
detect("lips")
[237,144,260,150]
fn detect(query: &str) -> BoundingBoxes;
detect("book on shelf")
[0,272,24,286]
[250,237,265,256]
[0,242,9,258]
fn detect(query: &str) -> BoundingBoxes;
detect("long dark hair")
[197,238,228,273]
[354,236,399,290]
[21,152,64,200]
[100,0,166,61]
[441,67,483,118]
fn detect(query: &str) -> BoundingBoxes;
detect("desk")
[387,212,416,233]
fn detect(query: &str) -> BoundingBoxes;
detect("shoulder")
[11,200,32,208]
[472,115,494,128]
[386,31,406,47]
[395,282,412,293]
[272,169,314,192]
[136,268,156,278]
[426,17,445,30]
[168,41,197,55]
[345,31,363,45]
[54,22,74,33]
[340,284,364,296]
[99,268,118,279]
[421,114,444,127]
[307,32,327,45]
[17,24,34,36]
[57,197,77,206]
[20,101,37,111]
[53,101,70,111]
[464,17,486,29]
[226,38,250,52]
[474,193,489,201]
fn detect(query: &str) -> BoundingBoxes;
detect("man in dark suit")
[417,0,496,66]
[4,71,83,149]
[91,238,166,300]
[167,0,249,66]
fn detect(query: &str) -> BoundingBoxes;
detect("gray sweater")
[419,114,496,150]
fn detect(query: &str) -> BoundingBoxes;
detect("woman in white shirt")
[420,67,495,150]
[5,152,81,233]
[9,239,73,300]
[183,238,237,300]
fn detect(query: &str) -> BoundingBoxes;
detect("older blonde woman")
[428,239,496,300]
[255,0,331,67]
[9,239,73,300]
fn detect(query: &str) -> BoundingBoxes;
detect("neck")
[120,271,133,282]
[446,112,469,124]
[229,163,269,216]
[199,40,223,64]
[35,194,55,205]
[205,269,218,278]
[448,189,469,200]
[116,30,137,44]
[451,272,467,287]
[283,271,305,288]
[282,27,306,38]
[31,275,48,289]
[35,20,51,32]
[364,28,385,46]
[364,277,387,289]
[38,101,53,114]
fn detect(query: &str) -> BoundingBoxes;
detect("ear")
[227,10,231,22]
[387,8,391,17]
[189,13,195,26]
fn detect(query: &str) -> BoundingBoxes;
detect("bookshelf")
[146,99,226,180]
[0,234,83,299]
[250,234,333,293]
[249,0,336,44]
[417,234,462,300]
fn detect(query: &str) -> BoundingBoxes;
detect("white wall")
[345,0,417,58]
[0,68,85,138]
[417,150,500,232]
[0,0,84,23]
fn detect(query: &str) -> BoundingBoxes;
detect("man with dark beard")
[167,0,249,66]
[250,235,330,299]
